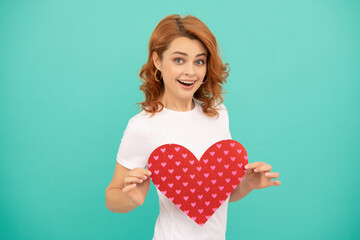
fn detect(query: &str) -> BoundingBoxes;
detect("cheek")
[200,67,207,78]
[172,67,184,78]
[162,64,182,79]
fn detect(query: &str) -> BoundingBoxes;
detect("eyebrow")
[172,51,207,57]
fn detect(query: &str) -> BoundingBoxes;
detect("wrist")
[239,180,253,194]
[229,179,253,202]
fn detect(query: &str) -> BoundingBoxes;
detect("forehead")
[165,37,207,56]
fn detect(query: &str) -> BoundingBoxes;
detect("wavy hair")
[136,14,230,118]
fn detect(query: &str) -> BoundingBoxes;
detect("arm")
[229,162,281,203]
[105,162,151,213]
[229,179,253,202]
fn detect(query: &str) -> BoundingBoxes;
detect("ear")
[152,51,162,71]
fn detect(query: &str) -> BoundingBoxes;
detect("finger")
[254,164,272,173]
[124,176,145,185]
[269,180,281,186]
[264,172,279,178]
[245,162,263,170]
[133,168,152,177]
[245,168,257,174]
[127,170,149,180]
[122,183,136,193]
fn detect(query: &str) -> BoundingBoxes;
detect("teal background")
[1,0,359,239]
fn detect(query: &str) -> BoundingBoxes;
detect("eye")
[174,58,184,64]
[196,59,205,65]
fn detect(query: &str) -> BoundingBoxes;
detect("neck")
[160,94,195,112]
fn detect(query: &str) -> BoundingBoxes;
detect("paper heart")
[147,139,248,226]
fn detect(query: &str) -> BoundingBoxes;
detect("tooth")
[179,80,194,84]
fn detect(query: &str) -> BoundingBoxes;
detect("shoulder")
[212,97,228,111]
[117,113,154,170]
[121,112,151,139]
[129,110,154,125]
[217,102,227,112]
[194,97,227,110]
[194,98,229,124]
[211,99,229,123]
[209,98,228,113]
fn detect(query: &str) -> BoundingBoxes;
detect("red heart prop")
[147,139,248,226]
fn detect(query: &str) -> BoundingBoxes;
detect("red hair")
[137,14,230,118]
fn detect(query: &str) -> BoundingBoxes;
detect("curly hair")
[136,14,230,118]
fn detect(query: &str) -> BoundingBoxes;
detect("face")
[153,37,207,103]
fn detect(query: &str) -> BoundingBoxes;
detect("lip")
[177,79,196,89]
[178,79,197,82]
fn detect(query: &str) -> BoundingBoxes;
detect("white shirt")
[116,97,232,240]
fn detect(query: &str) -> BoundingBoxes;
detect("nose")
[184,62,195,76]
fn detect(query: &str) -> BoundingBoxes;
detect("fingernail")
[147,171,152,176]
[140,179,143,183]
[245,165,248,169]
[254,168,258,172]
[265,172,270,176]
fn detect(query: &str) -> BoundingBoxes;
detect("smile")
[177,79,196,86]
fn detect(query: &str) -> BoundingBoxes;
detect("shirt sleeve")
[116,117,152,170]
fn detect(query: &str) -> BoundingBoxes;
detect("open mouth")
[177,79,195,86]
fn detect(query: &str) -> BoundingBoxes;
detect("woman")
[105,14,281,240]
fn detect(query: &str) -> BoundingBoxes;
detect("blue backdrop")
[0,0,359,239]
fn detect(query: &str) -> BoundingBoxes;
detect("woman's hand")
[242,162,281,190]
[122,168,152,207]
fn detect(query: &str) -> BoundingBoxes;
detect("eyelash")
[174,58,205,65]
